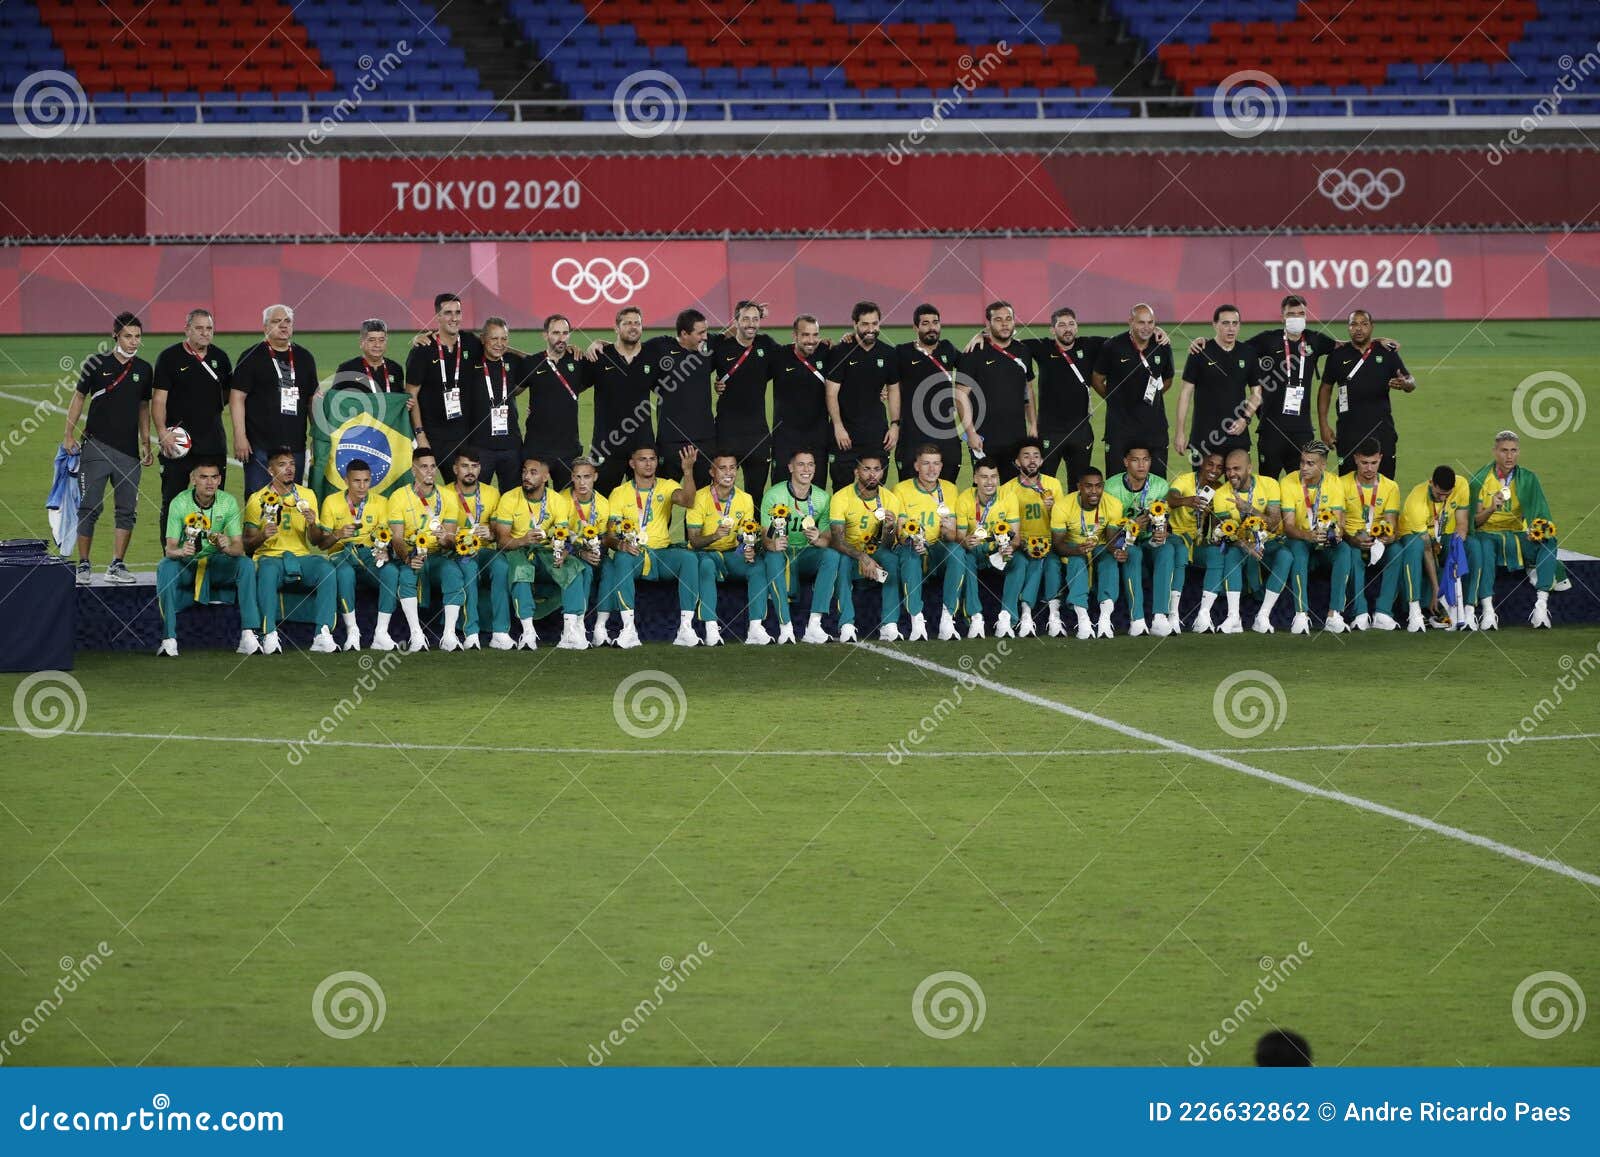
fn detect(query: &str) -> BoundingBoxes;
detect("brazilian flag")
[310,391,415,501]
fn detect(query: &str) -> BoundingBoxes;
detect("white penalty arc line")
[855,642,1600,890]
[3,725,1600,762]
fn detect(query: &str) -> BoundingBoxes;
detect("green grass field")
[1,632,1598,1067]
[1,320,1595,560]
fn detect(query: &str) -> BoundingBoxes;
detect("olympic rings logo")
[551,257,651,305]
[1317,167,1406,212]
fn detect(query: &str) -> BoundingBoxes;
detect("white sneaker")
[369,630,396,652]
[1193,607,1215,634]
[994,611,1014,638]
[1351,613,1370,631]
[673,624,700,647]
[489,632,515,650]
[1251,612,1274,635]
[1406,606,1426,633]
[1219,616,1244,635]
[1075,618,1093,640]
[1150,614,1172,638]
[1460,606,1479,632]
[518,628,540,650]
[591,622,612,648]
[236,631,261,656]
[1018,608,1036,638]
[937,611,958,641]
[1046,609,1066,638]
[310,628,338,654]
[156,638,178,658]
[1554,577,1572,593]
[262,631,283,655]
[1530,604,1552,629]
[463,634,482,650]
[558,624,589,650]
[1168,611,1182,636]
[879,623,902,642]
[440,631,462,652]
[1480,606,1500,631]
[907,614,929,642]
[704,621,723,646]
[1372,613,1399,632]
[966,615,985,639]
[405,633,429,653]
[746,621,772,646]
[777,622,796,644]
[341,630,362,651]
[616,626,642,650]
[1289,613,1311,636]
[801,622,830,644]
[1324,612,1347,635]
[1095,616,1113,639]
[838,623,859,642]
[1128,618,1148,637]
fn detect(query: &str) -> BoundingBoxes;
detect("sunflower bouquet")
[1214,516,1240,545]
[899,514,926,551]
[1148,500,1168,531]
[578,522,602,558]
[373,526,392,566]
[1115,517,1139,547]
[1370,520,1393,541]
[549,523,571,565]
[1241,515,1267,553]
[1528,517,1557,542]
[738,518,762,550]
[617,517,640,548]
[454,530,481,558]
[985,518,1012,571]
[769,504,790,537]
[411,528,439,561]
[1316,507,1340,543]
[1024,535,1052,559]
[182,510,211,549]
[259,491,283,528]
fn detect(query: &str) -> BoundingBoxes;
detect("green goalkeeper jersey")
[760,481,830,549]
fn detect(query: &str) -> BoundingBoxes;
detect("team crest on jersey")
[1238,359,1246,368]
[643,365,651,374]
[1075,349,1084,358]
[757,348,765,357]
[132,373,141,382]
[876,358,884,368]
[1376,355,1385,364]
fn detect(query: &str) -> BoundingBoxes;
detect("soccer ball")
[165,426,192,458]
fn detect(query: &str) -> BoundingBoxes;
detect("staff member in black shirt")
[825,300,900,490]
[520,314,585,493]
[1177,303,1261,466]
[152,307,232,551]
[62,311,153,584]
[583,306,656,496]
[456,316,525,493]
[712,300,780,494]
[644,308,716,488]
[1319,308,1415,480]
[405,292,482,483]
[1092,303,1173,477]
[769,315,834,490]
[231,303,318,497]
[896,303,962,483]
[957,300,1035,483]
[331,318,405,395]
[1021,308,1104,489]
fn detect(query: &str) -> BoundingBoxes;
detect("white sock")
[375,611,392,634]
[444,604,460,634]
[342,611,359,635]
[1098,599,1114,621]
[1169,590,1182,616]
[564,613,582,634]
[1258,590,1280,617]
[595,611,611,632]
[520,617,535,636]
[1198,591,1217,616]
[1047,599,1060,615]
[679,610,694,628]
[1074,606,1090,629]
[620,609,636,630]
[1225,591,1240,617]
[401,597,422,635]
[1535,591,1549,609]
[1481,597,1495,612]
[807,612,823,631]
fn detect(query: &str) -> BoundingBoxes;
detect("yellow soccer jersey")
[1001,475,1065,539]
[1476,468,1528,532]
[1279,472,1343,533]
[608,478,681,550]
[687,485,757,552]
[387,483,461,544]
[893,477,957,538]
[1399,477,1471,537]
[319,490,390,555]
[1051,492,1125,547]
[244,483,320,558]
[448,482,502,535]
[1228,472,1282,534]
[954,487,1017,540]
[494,486,574,542]
[831,484,905,550]
[1339,473,1401,536]
[1165,473,1238,539]
[562,488,612,536]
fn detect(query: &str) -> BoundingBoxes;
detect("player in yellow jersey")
[687,450,767,646]
[1328,439,1401,633]
[243,445,338,654]
[447,448,508,650]
[386,447,464,652]
[493,454,587,650]
[1050,467,1125,638]
[1379,463,1470,632]
[319,458,396,651]
[998,438,1067,638]
[829,451,906,641]
[1165,451,1242,634]
[1279,440,1344,635]
[597,445,701,648]
[891,443,964,642]
[564,459,613,645]
[949,461,1018,638]
[1223,449,1291,634]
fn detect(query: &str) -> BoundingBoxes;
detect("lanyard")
[725,341,755,380]
[858,485,884,519]
[535,491,547,530]
[436,338,461,387]
[455,485,484,525]
[990,339,1026,374]
[1303,480,1322,520]
[576,495,599,526]
[184,343,219,382]
[270,344,296,387]
[714,486,736,522]
[484,358,508,406]
[795,349,823,382]
[90,357,134,400]
[1282,336,1306,386]
[787,482,816,519]
[365,359,389,392]
[1344,344,1374,381]
[346,495,365,524]
[413,486,440,527]
[1056,340,1086,385]
[1079,500,1100,539]
[635,483,655,527]
[975,494,994,529]
[546,355,576,401]
[1122,476,1149,512]
[1429,493,1449,536]
[1131,339,1156,375]
[1358,481,1379,528]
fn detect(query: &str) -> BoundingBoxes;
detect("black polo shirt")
[405,332,482,448]
[824,340,899,436]
[331,356,405,393]
[1025,335,1104,448]
[233,341,318,452]
[896,337,962,453]
[642,334,717,446]
[1093,333,1172,446]
[78,350,152,458]
[519,350,584,457]
[958,338,1034,449]
[1246,328,1337,442]
[462,352,526,454]
[153,341,231,458]
[771,341,832,439]
[1322,342,1410,453]
[588,343,656,457]
[1182,338,1260,452]
[711,332,779,438]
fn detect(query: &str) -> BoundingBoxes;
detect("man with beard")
[152,307,232,551]
[956,300,1035,483]
[825,301,900,490]
[711,300,781,494]
[829,452,905,642]
[998,438,1066,638]
[761,448,838,645]
[769,315,834,489]
[584,307,656,497]
[1221,449,1293,635]
[1093,303,1173,477]
[520,314,586,493]
[1319,309,1415,481]
[405,292,482,482]
[895,303,963,484]
[1165,450,1243,634]
[494,455,589,651]
[1050,468,1125,639]
[449,447,509,650]
[645,309,717,488]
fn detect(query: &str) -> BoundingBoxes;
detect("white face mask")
[1283,316,1307,338]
